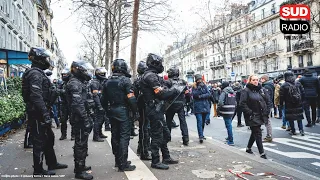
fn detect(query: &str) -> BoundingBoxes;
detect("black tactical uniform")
[59,68,75,140]
[139,53,179,170]
[24,108,33,149]
[164,67,189,145]
[90,67,108,142]
[134,61,152,160]
[66,60,94,180]
[22,47,68,175]
[101,59,137,172]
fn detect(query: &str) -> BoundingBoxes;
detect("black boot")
[183,138,189,146]
[151,163,169,170]
[75,161,93,180]
[140,154,152,160]
[33,169,56,176]
[99,132,108,138]
[73,166,91,173]
[93,136,104,142]
[48,163,68,170]
[59,134,67,140]
[115,161,131,167]
[118,164,136,172]
[162,157,179,164]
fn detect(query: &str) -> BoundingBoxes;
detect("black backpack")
[287,83,301,104]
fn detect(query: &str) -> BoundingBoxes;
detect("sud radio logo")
[280,4,311,34]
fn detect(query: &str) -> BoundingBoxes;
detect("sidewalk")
[0,124,318,180]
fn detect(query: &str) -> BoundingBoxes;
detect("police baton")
[165,86,186,111]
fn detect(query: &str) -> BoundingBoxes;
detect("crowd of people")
[21,46,320,179]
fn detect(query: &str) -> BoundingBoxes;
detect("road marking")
[104,132,158,180]
[170,145,207,150]
[273,138,320,153]
[273,127,320,137]
[311,162,320,167]
[263,147,320,160]
[291,136,320,144]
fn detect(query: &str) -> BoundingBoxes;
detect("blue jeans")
[195,113,207,138]
[52,104,60,126]
[205,112,210,123]
[282,106,289,127]
[289,120,303,132]
[223,117,233,142]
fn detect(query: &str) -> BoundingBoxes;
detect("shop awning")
[0,49,31,65]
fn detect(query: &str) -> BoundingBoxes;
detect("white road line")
[311,162,320,167]
[291,136,320,144]
[104,131,158,180]
[273,138,320,153]
[263,147,320,160]
[273,127,320,137]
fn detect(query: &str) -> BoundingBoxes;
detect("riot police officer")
[66,60,94,180]
[139,53,179,170]
[22,47,68,175]
[134,61,152,160]
[90,67,108,142]
[101,59,137,171]
[164,66,189,145]
[58,68,75,140]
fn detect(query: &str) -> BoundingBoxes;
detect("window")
[271,3,276,14]
[245,32,249,42]
[0,25,5,48]
[307,54,313,66]
[288,57,292,66]
[274,58,278,70]
[252,29,256,40]
[261,8,265,19]
[298,55,304,67]
[261,25,266,37]
[251,13,255,22]
[270,21,276,33]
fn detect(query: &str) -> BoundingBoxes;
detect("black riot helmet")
[28,47,53,70]
[111,59,131,77]
[95,67,107,80]
[167,66,179,78]
[61,67,71,82]
[146,53,164,74]
[70,60,94,81]
[137,61,147,75]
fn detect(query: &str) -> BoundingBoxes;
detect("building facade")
[164,0,320,82]
[0,0,65,79]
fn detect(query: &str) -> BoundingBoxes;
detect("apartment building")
[164,0,320,82]
[0,0,66,78]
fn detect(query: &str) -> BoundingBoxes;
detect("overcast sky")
[51,0,248,66]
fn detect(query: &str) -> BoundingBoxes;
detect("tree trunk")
[115,0,121,58]
[109,1,117,66]
[105,0,110,73]
[130,0,140,79]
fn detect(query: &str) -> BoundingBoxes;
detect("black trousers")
[236,106,243,125]
[165,103,189,142]
[110,117,131,170]
[146,104,171,164]
[247,125,264,154]
[24,119,33,147]
[277,105,283,118]
[304,97,317,124]
[30,113,57,172]
[73,115,93,171]
[60,103,74,137]
[93,109,104,138]
[138,101,150,156]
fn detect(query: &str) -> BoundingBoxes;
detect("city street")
[184,110,320,178]
[0,111,319,180]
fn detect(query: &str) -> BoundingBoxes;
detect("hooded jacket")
[299,72,319,98]
[218,87,236,118]
[262,80,274,105]
[240,83,271,127]
[280,73,305,121]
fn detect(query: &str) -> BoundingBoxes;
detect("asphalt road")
[181,110,320,178]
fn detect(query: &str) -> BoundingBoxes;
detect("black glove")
[41,115,52,127]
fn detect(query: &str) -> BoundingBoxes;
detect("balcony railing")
[293,40,314,51]
[231,55,243,62]
[248,44,280,59]
[196,54,204,60]
[197,66,204,71]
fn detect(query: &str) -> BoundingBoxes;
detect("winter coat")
[192,82,211,114]
[233,86,242,104]
[274,79,284,106]
[218,87,236,118]
[280,76,305,121]
[211,87,221,103]
[262,80,275,105]
[240,83,272,127]
[299,73,319,98]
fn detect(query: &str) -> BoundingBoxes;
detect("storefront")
[0,49,30,77]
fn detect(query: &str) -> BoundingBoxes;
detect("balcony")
[248,44,280,59]
[293,40,314,53]
[197,66,204,71]
[196,54,204,60]
[210,61,224,70]
[231,39,243,48]
[231,55,243,62]
[37,23,43,31]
